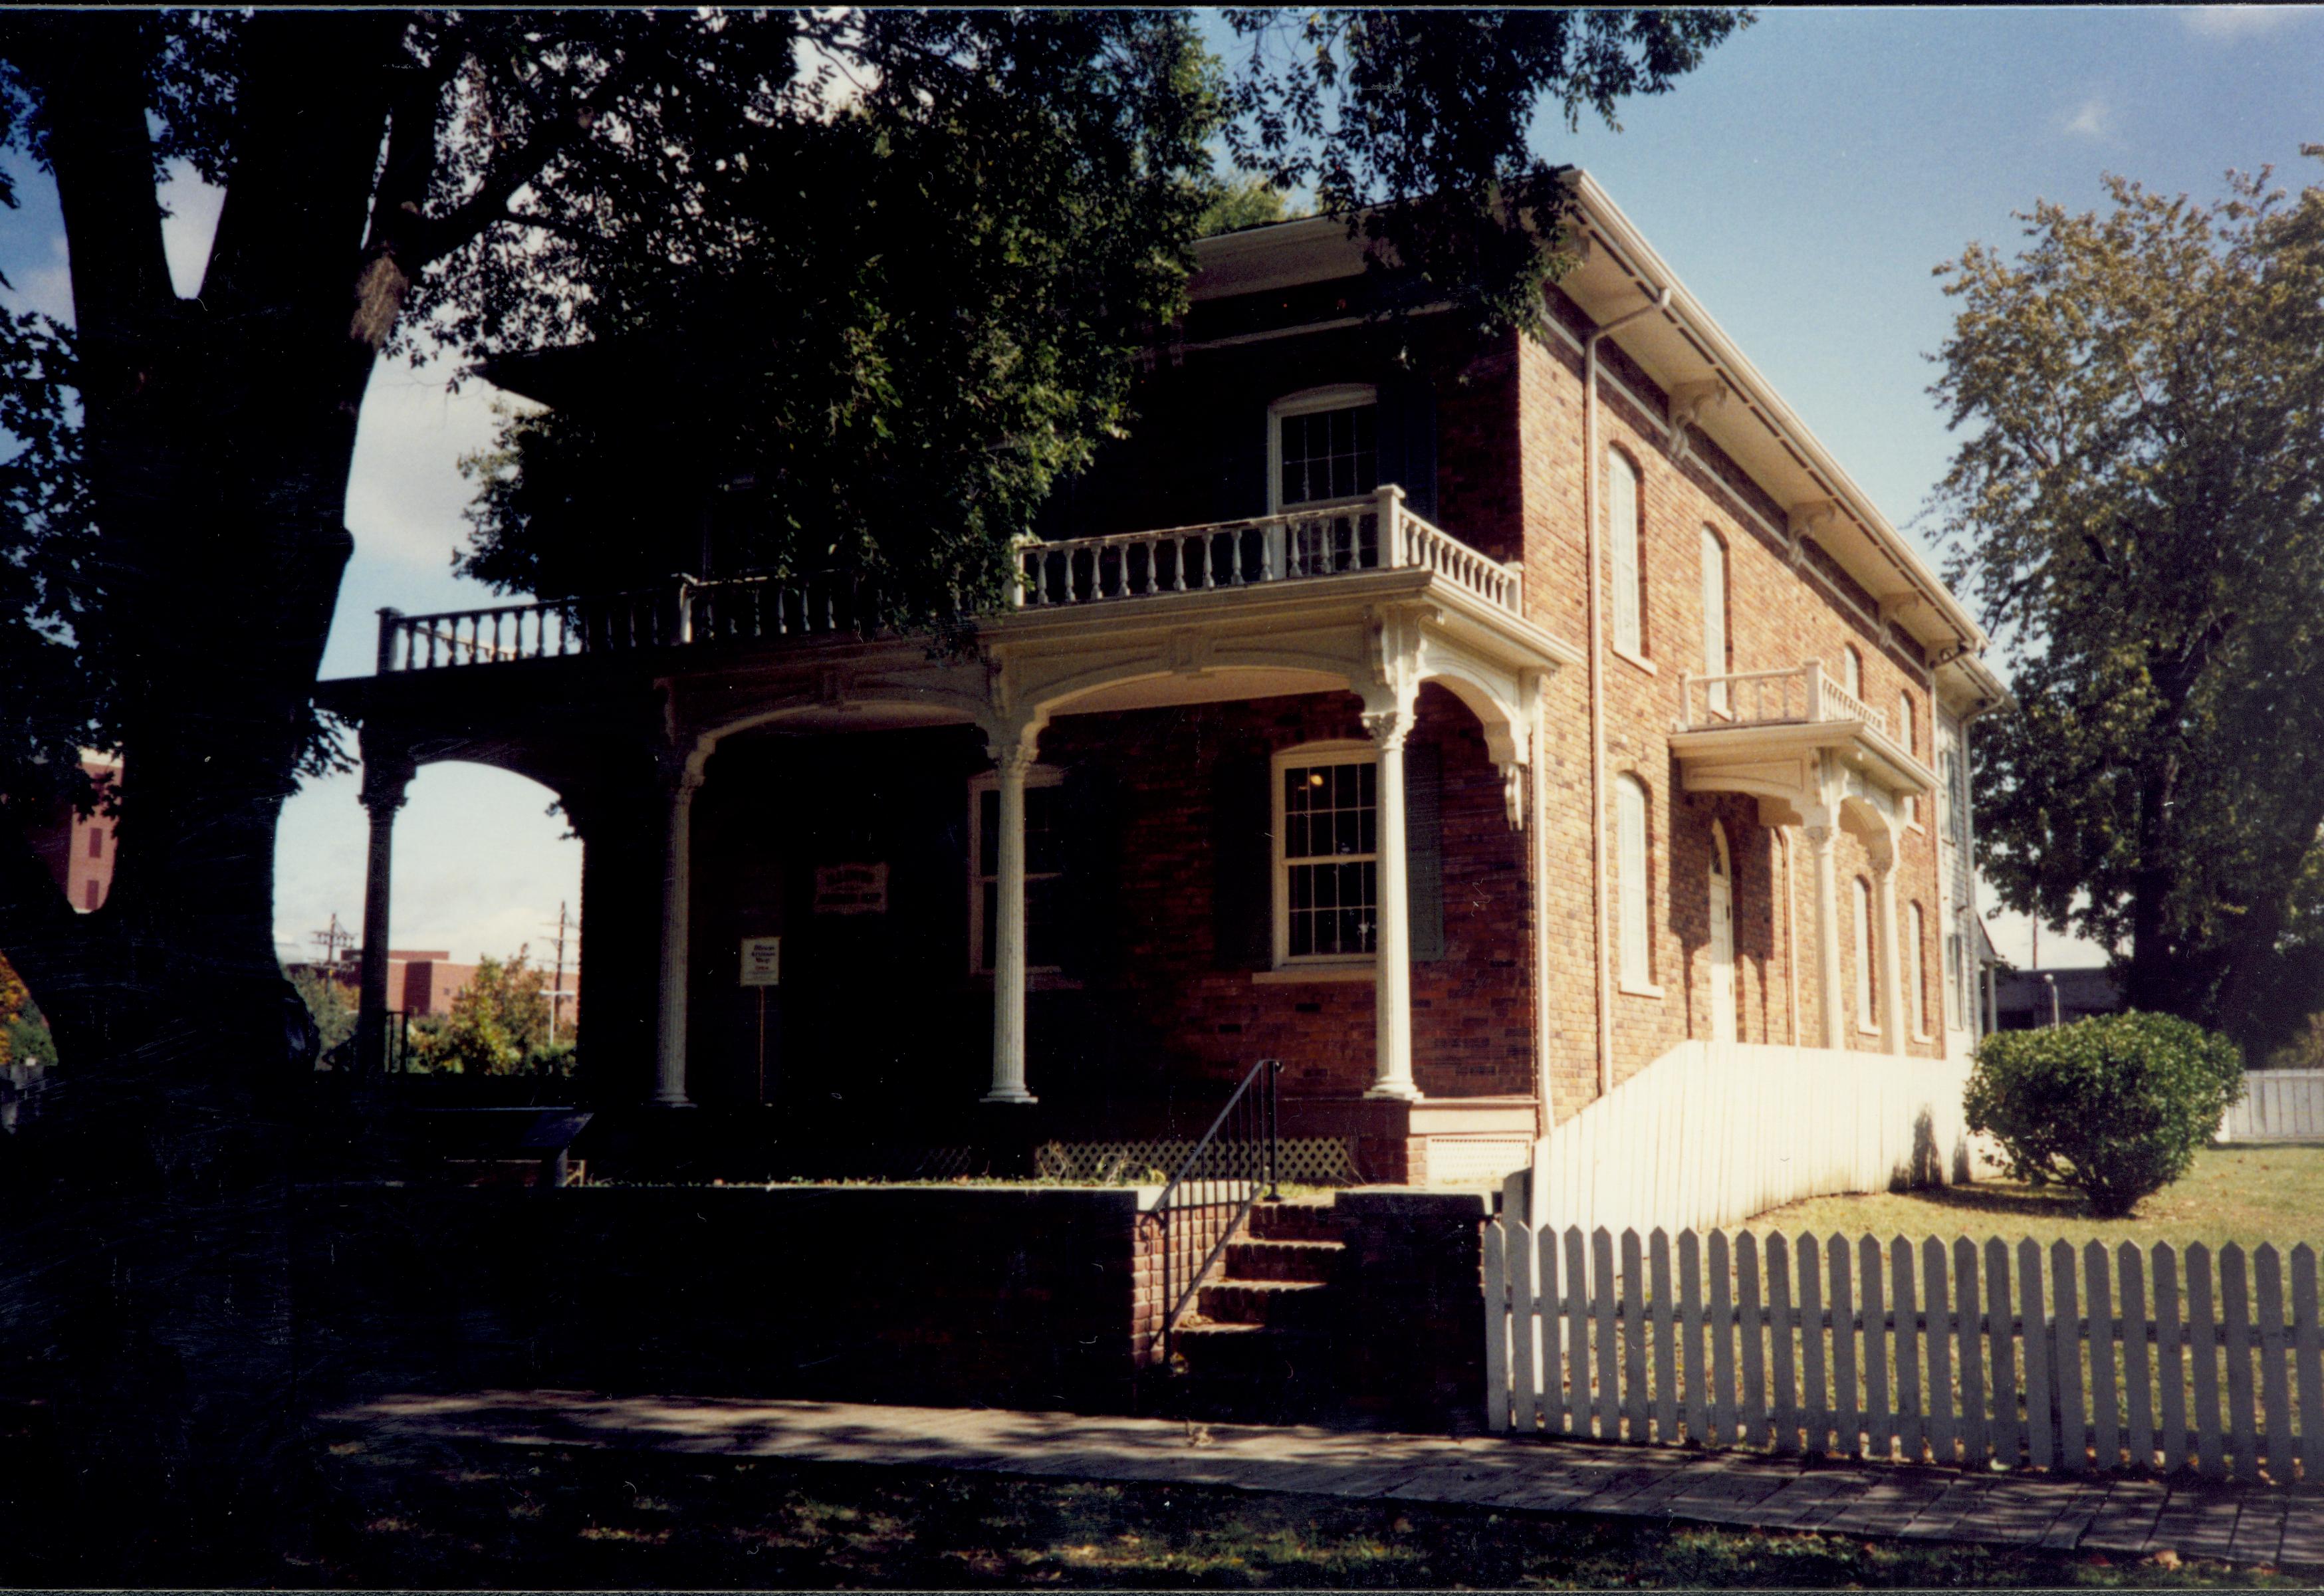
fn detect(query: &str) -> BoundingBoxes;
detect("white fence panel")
[1529,1041,1972,1240]
[2220,1070,2324,1142]
[1483,1222,2324,1487]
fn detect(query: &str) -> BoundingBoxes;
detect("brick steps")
[1167,1198,1349,1422]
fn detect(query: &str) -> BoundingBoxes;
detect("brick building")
[23,751,120,915]
[320,176,2003,1182]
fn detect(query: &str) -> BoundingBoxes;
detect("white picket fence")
[2219,1070,2324,1143]
[1528,1042,1974,1238]
[1484,1220,2324,1484]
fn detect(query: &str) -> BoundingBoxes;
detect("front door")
[1708,827,1737,1044]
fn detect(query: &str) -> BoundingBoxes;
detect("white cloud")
[344,354,537,576]
[2182,5,2307,39]
[274,761,580,968]
[2060,95,2112,140]
[14,232,72,323]
[156,163,223,298]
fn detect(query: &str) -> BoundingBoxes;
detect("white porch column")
[653,754,705,1107]
[1872,844,1907,1056]
[1804,822,1845,1051]
[985,742,1038,1103]
[1363,706,1421,1102]
[354,746,414,1075]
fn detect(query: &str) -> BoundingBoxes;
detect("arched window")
[1840,644,1863,703]
[1616,775,1653,990]
[1909,900,1929,1040]
[1852,876,1877,1034]
[1269,385,1379,511]
[1608,450,1645,658]
[1700,526,1730,713]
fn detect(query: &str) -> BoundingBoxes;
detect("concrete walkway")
[328,1391,2324,1571]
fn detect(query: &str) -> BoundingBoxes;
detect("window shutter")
[1379,374,1439,522]
[1609,455,1641,656]
[1062,763,1121,982]
[1212,748,1274,970]
[1217,396,1272,522]
[1405,742,1445,961]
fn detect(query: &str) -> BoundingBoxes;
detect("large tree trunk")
[0,15,406,1575]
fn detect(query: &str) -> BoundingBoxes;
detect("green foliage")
[1220,9,1750,333]
[455,11,1221,624]
[1198,175,1294,235]
[406,950,568,1076]
[1964,1011,2246,1218]
[0,951,53,1067]
[289,967,356,1056]
[1932,159,2324,1046]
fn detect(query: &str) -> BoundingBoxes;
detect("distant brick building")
[320,174,2003,1183]
[23,752,119,914]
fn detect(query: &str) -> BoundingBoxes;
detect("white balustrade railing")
[1679,660,1890,736]
[1016,484,1520,616]
[376,486,1522,673]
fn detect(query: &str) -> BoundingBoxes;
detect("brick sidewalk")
[327,1391,2324,1570]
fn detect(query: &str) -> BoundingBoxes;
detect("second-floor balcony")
[1670,660,1932,827]
[372,485,1520,675]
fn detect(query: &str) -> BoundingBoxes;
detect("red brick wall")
[1037,683,1535,1102]
[1506,290,1950,1121]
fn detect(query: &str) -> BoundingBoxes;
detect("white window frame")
[1616,774,1661,996]
[1853,875,1878,1035]
[1268,384,1380,513]
[1271,739,1381,968]
[1608,449,1646,664]
[1700,525,1730,715]
[1909,900,1930,1041]
[1840,645,1863,702]
[968,764,1066,977]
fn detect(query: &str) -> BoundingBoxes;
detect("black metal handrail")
[1153,1057,1282,1363]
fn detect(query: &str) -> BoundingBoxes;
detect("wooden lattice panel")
[1034,1136,1359,1186]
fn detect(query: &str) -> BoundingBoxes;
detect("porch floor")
[331,1390,2321,1571]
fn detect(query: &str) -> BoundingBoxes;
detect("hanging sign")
[739,936,782,986]
[812,862,889,915]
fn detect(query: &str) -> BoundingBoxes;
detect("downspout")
[1955,681,1999,1049]
[1583,283,1673,1097]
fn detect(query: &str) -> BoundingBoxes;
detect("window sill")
[1858,1023,1883,1038]
[1612,647,1657,677]
[1619,979,1665,1000]
[1255,965,1374,984]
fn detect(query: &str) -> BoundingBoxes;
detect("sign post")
[739,936,781,1102]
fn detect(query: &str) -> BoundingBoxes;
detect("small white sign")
[739,935,782,986]
[813,862,889,916]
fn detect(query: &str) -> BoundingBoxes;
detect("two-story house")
[320,173,2004,1189]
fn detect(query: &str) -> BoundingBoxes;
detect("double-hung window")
[1700,526,1729,713]
[1609,451,1645,658]
[969,768,1067,975]
[1615,775,1655,992]
[1274,744,1378,963]
[1271,386,1379,511]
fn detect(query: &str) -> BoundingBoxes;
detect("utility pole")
[544,901,572,1046]
[310,913,354,969]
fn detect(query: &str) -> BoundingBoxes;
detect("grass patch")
[1750,1145,2324,1251]
[249,1431,2313,1587]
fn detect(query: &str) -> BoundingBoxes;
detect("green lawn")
[1750,1145,2324,1252]
[227,1432,2309,1587]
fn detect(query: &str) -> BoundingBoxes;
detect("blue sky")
[5,6,2319,970]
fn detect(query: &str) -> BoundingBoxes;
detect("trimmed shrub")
[1965,1010,2245,1218]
